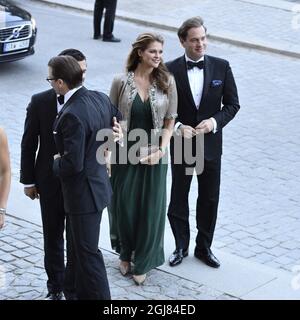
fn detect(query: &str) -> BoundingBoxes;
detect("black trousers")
[68,211,111,300]
[93,0,117,39]
[64,214,77,300]
[167,157,221,253]
[39,183,75,295]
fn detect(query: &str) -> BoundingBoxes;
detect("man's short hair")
[58,48,86,62]
[48,55,83,89]
[177,17,207,41]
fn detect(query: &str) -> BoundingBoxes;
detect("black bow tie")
[57,95,65,105]
[186,60,204,70]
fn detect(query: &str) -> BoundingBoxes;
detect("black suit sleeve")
[20,98,40,184]
[53,113,85,177]
[111,101,122,122]
[104,93,122,123]
[213,63,240,130]
[93,91,123,123]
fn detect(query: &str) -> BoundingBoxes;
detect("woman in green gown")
[109,33,178,285]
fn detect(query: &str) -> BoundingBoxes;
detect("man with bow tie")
[167,17,240,268]
[20,49,87,300]
[49,55,122,300]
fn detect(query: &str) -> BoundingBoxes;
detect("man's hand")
[195,119,214,134]
[24,186,39,200]
[179,125,197,139]
[112,117,123,143]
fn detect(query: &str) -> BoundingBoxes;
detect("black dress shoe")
[45,292,64,300]
[93,34,100,40]
[103,36,121,42]
[169,248,188,267]
[194,249,220,268]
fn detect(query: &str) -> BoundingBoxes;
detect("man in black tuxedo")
[167,17,240,268]
[49,55,122,300]
[20,49,87,300]
[93,0,120,42]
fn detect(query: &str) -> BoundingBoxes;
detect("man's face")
[78,59,87,82]
[47,66,61,94]
[180,26,207,61]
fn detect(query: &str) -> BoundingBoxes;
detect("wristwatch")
[0,208,6,215]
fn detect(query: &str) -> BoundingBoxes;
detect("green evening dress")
[109,93,168,275]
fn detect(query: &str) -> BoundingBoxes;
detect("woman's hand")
[140,150,164,165]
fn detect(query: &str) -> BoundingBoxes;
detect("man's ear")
[57,79,64,86]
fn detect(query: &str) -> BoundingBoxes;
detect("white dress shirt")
[57,86,82,113]
[174,55,217,133]
[186,54,204,108]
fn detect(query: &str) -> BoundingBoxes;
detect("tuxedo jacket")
[53,87,121,214]
[166,55,240,160]
[20,89,60,195]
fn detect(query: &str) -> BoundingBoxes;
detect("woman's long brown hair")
[126,33,170,93]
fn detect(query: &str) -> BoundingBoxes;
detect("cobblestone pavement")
[116,0,300,51]
[0,215,236,300]
[34,0,300,56]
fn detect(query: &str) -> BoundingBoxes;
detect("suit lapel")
[53,86,88,131]
[200,55,213,107]
[176,55,197,109]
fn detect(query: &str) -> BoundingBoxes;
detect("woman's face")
[139,41,163,69]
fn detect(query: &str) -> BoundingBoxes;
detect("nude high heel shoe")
[119,261,131,276]
[133,274,146,285]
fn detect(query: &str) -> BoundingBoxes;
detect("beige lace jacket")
[109,71,178,132]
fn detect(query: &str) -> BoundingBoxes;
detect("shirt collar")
[57,85,82,105]
[185,54,204,63]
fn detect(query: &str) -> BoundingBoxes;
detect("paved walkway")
[33,0,300,58]
[26,0,300,275]
[0,214,234,300]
